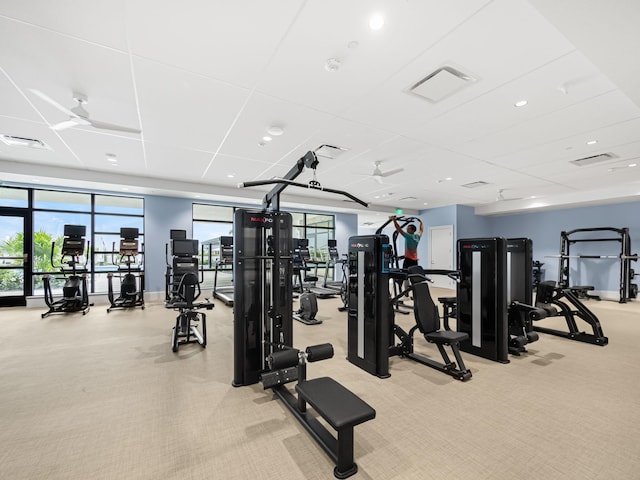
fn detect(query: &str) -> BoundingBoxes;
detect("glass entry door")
[0,211,31,306]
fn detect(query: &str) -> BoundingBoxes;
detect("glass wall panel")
[0,186,28,208]
[291,212,305,226]
[95,195,143,215]
[95,214,143,233]
[306,214,334,228]
[34,190,91,211]
[193,204,233,222]
[32,212,91,273]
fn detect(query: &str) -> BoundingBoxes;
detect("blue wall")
[142,193,359,292]
[400,199,639,297]
[485,200,639,295]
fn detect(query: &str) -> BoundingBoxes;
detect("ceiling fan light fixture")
[267,125,284,136]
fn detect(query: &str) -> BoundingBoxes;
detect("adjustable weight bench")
[262,344,375,479]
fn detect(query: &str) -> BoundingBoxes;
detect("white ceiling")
[1,0,639,225]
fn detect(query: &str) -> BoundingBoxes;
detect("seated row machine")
[262,343,376,479]
[535,280,608,346]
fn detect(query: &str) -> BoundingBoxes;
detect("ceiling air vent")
[399,196,417,202]
[570,152,617,166]
[407,65,476,103]
[461,180,489,189]
[0,134,51,150]
[314,144,349,159]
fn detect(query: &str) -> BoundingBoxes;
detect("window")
[0,186,28,208]
[34,190,91,211]
[192,204,235,289]
[27,189,144,295]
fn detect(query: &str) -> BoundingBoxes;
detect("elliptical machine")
[41,224,90,318]
[107,227,145,313]
[292,238,320,325]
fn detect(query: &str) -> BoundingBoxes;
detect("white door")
[428,225,455,289]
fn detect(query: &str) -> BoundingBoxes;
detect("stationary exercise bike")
[41,224,91,318]
[107,227,145,313]
[170,271,213,352]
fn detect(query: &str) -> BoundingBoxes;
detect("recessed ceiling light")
[262,136,272,142]
[423,202,428,206]
[121,187,128,191]
[106,153,117,162]
[369,13,384,30]
[267,125,284,136]
[445,177,452,181]
[630,163,637,168]
[586,140,598,145]
[514,100,528,107]
[324,58,341,72]
[227,174,235,178]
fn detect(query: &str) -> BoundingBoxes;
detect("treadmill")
[294,238,336,299]
[322,239,344,292]
[213,236,234,306]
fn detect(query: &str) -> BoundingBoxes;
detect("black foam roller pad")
[305,343,334,362]
[268,349,300,370]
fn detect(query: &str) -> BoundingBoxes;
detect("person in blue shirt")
[391,216,424,293]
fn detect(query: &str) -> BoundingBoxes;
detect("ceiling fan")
[29,89,141,134]
[366,161,404,184]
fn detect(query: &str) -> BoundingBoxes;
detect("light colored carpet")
[0,290,638,480]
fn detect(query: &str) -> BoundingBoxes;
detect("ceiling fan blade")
[380,167,404,177]
[50,119,82,131]
[373,175,384,184]
[88,119,141,134]
[29,89,78,118]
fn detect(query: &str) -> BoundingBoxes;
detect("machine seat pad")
[570,285,594,291]
[296,377,375,430]
[425,330,468,344]
[437,296,457,306]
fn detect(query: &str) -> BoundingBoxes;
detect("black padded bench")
[295,377,375,479]
[569,285,601,301]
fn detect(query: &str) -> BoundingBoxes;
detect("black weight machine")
[455,237,549,362]
[42,224,91,318]
[106,227,145,313]
[534,281,608,346]
[505,238,547,356]
[555,227,638,303]
[346,234,472,381]
[165,231,211,351]
[233,151,375,479]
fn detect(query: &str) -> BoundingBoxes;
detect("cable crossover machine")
[233,150,376,479]
[549,227,638,303]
